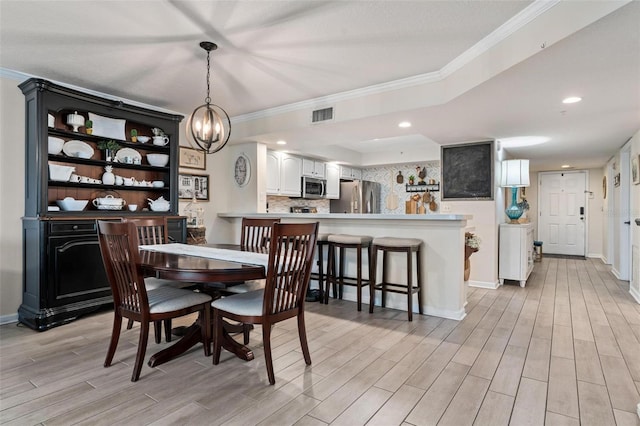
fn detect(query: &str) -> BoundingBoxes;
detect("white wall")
[0,75,26,322]
[628,129,640,302]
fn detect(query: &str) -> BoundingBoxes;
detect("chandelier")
[186,41,231,155]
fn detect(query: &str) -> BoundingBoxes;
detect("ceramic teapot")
[147,196,170,212]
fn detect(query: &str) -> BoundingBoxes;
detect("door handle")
[579,207,584,215]
[624,221,631,225]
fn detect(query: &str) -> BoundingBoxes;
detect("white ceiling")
[1,1,638,171]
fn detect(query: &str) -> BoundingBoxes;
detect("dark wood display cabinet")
[19,78,187,330]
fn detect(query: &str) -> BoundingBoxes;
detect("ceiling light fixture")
[276,140,287,145]
[398,121,411,128]
[561,164,572,169]
[562,96,582,104]
[186,41,231,155]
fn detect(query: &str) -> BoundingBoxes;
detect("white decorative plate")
[115,148,142,163]
[88,112,126,140]
[62,140,94,159]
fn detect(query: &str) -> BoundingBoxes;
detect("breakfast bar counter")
[218,213,472,320]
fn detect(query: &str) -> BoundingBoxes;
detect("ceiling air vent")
[311,107,333,123]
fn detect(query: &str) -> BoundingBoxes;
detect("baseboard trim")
[0,313,19,325]
[468,280,500,290]
[612,268,622,280]
[586,253,604,261]
[630,286,640,304]
[423,306,466,321]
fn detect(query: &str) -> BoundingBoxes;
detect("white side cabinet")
[266,150,302,196]
[499,223,534,287]
[325,162,340,199]
[340,166,361,180]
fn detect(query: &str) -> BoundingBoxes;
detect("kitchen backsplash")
[267,196,330,213]
[267,160,441,215]
[363,161,441,214]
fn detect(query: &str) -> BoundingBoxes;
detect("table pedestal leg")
[148,321,254,368]
[221,320,254,361]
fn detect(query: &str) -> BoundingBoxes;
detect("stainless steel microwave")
[301,176,326,199]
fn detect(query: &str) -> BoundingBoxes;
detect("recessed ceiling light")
[498,136,550,148]
[276,140,286,145]
[561,164,572,169]
[398,121,411,128]
[562,96,582,104]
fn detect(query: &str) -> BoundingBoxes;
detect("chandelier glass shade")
[187,41,231,155]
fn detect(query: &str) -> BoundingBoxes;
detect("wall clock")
[234,153,250,187]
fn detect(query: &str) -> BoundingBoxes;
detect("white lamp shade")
[500,159,530,187]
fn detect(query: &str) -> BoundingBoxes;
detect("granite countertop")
[219,212,472,221]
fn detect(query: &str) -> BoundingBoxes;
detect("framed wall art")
[632,155,639,185]
[178,173,209,200]
[179,146,206,170]
[441,140,494,200]
[614,173,620,187]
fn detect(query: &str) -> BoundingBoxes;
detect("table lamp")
[500,159,530,223]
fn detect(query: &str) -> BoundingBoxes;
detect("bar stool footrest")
[329,276,372,287]
[374,282,420,294]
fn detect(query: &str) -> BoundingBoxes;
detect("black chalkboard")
[441,141,494,200]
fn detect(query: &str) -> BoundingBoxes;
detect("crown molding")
[233,0,561,124]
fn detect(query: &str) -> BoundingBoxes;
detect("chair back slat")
[127,217,169,245]
[241,218,281,249]
[97,220,149,316]
[263,223,318,315]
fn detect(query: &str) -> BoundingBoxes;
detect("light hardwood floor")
[1,257,639,425]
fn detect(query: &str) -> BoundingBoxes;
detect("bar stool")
[370,237,423,321]
[533,240,543,262]
[309,233,330,303]
[326,234,373,310]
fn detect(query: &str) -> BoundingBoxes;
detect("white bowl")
[136,136,150,143]
[152,180,165,188]
[49,164,75,181]
[147,153,169,167]
[56,197,89,211]
[48,137,64,155]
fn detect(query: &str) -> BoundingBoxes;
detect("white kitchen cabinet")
[340,166,361,180]
[499,223,534,287]
[325,162,340,199]
[302,158,326,179]
[266,151,302,196]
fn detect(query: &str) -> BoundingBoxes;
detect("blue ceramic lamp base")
[505,187,524,223]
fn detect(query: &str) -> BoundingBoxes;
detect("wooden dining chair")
[97,220,212,382]
[222,217,281,343]
[240,217,281,249]
[125,217,185,343]
[212,222,318,385]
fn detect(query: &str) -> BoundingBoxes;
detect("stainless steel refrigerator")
[330,180,381,214]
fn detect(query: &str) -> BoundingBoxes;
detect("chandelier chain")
[205,50,211,104]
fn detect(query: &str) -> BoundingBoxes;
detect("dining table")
[138,243,267,368]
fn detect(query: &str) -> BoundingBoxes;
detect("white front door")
[538,171,587,256]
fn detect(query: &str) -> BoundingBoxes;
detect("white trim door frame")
[538,170,588,256]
